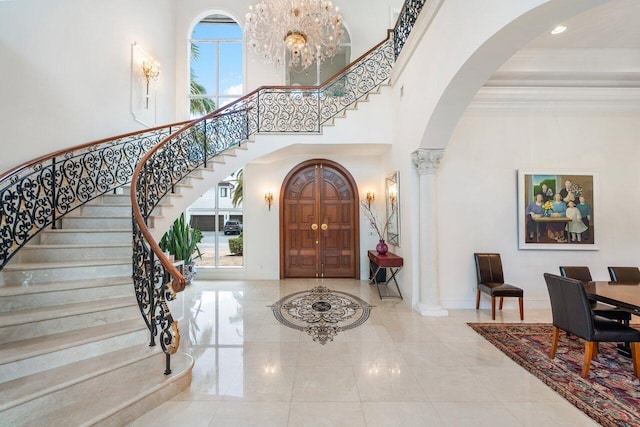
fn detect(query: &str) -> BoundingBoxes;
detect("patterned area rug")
[468,323,640,427]
[270,286,372,344]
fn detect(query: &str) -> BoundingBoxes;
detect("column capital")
[411,149,444,175]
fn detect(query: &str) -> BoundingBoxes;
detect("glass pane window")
[187,171,243,269]
[191,42,218,95]
[219,43,243,95]
[287,31,351,86]
[189,14,243,118]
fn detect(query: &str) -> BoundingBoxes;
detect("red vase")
[376,239,388,255]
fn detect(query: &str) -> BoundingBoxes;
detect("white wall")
[438,103,640,309]
[0,0,176,173]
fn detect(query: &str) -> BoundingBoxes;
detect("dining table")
[584,280,640,357]
[584,281,640,316]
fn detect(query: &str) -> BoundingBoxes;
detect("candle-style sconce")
[142,58,160,109]
[365,191,375,209]
[265,192,274,211]
[389,190,397,209]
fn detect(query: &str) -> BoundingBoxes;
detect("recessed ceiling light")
[550,25,567,35]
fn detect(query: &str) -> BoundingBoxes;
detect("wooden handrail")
[0,119,193,182]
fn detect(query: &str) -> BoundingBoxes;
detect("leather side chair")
[608,266,640,283]
[544,273,640,378]
[474,253,524,320]
[559,266,631,325]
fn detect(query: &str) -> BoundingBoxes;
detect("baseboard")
[441,297,550,310]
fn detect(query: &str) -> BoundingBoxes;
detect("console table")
[368,250,403,299]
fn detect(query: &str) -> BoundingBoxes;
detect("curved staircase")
[0,187,193,426]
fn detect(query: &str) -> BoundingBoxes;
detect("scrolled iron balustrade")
[394,0,427,59]
[0,126,181,270]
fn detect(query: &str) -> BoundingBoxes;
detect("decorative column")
[411,148,448,317]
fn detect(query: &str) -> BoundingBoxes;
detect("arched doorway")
[280,159,359,278]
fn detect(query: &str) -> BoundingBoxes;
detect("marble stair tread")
[0,344,164,412]
[2,258,131,271]
[42,228,131,233]
[0,318,145,365]
[21,352,192,427]
[61,215,131,219]
[0,276,132,296]
[84,201,132,206]
[20,243,131,250]
[0,296,136,328]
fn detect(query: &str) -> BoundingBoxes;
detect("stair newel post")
[165,353,171,376]
[51,157,57,230]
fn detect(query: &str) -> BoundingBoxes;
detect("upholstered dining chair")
[559,266,631,325]
[608,266,640,283]
[473,253,524,320]
[544,273,640,378]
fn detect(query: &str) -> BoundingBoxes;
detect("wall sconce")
[366,191,375,209]
[265,192,274,211]
[389,190,397,209]
[142,58,160,109]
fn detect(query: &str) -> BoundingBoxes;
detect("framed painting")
[518,170,598,250]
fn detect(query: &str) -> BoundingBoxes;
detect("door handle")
[311,223,318,230]
[321,223,328,231]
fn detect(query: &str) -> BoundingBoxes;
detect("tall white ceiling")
[487,0,640,88]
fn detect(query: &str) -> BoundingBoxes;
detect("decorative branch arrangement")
[360,200,394,241]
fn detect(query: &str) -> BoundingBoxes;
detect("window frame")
[189,14,244,118]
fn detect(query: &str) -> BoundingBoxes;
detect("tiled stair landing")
[0,188,193,426]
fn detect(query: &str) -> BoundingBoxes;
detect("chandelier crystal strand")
[245,0,344,69]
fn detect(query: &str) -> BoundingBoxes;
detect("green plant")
[230,168,243,208]
[159,213,203,264]
[190,44,216,116]
[229,234,243,255]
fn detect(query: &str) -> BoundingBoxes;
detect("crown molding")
[469,86,640,111]
[487,48,640,88]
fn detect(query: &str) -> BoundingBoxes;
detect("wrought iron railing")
[215,34,396,134]
[0,123,189,270]
[394,0,427,58]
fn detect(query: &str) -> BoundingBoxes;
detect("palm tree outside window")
[189,14,243,117]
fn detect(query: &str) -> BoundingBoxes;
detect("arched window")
[189,14,243,118]
[286,30,351,86]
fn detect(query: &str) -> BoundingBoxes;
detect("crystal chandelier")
[245,0,344,69]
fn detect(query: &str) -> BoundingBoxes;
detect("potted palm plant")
[159,213,203,285]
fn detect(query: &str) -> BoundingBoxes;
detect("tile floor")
[130,279,598,426]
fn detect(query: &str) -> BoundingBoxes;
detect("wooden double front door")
[281,160,359,278]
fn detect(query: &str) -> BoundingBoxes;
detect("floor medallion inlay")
[270,285,372,344]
